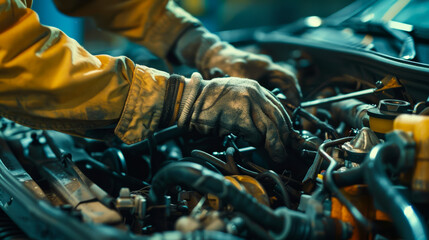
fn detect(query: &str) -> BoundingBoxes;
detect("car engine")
[1,1,429,239]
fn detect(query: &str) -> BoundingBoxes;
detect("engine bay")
[1,1,429,239]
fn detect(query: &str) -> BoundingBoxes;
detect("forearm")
[0,0,169,143]
[53,0,202,60]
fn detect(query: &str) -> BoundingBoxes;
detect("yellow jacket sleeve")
[0,0,169,144]
[52,0,202,59]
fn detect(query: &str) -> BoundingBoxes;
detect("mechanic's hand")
[199,42,302,107]
[173,27,302,106]
[161,73,295,163]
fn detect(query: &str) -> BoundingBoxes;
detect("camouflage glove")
[160,73,295,163]
[173,26,302,106]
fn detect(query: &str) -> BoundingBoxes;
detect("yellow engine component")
[368,117,394,134]
[207,175,269,210]
[331,185,391,240]
[368,99,411,136]
[394,114,429,202]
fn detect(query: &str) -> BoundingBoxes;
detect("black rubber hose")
[229,213,274,240]
[363,143,429,240]
[331,166,364,188]
[149,162,285,234]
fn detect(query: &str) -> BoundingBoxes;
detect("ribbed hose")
[149,162,285,234]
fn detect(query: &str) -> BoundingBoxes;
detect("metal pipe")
[318,137,374,232]
[302,88,375,108]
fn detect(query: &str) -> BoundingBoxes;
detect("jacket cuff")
[159,74,186,128]
[114,65,169,144]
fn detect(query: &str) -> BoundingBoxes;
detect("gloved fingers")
[265,89,292,129]
[178,76,294,163]
[236,112,288,164]
[201,43,266,80]
[260,97,293,163]
[241,104,288,163]
[268,78,301,106]
[209,67,228,78]
[239,85,291,163]
[204,59,248,80]
[208,79,290,162]
[265,84,305,159]
[263,121,289,163]
[264,91,305,154]
[239,53,302,106]
[262,63,302,107]
[204,44,302,106]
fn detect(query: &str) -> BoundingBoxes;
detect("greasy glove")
[160,73,295,163]
[173,27,302,106]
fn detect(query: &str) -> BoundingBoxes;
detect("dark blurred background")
[32,0,354,57]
